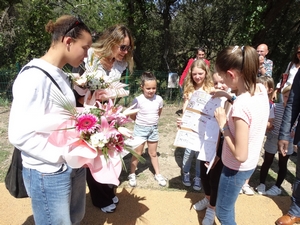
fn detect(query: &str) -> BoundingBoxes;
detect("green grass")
[0,150,10,182]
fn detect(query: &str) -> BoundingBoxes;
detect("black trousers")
[86,168,115,208]
[200,158,223,207]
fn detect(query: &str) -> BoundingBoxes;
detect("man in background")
[257,43,273,77]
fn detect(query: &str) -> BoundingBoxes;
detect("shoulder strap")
[21,65,62,93]
[285,62,293,74]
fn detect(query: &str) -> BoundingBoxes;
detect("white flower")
[90,132,108,148]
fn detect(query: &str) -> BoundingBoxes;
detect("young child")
[214,46,269,224]
[239,75,275,195]
[128,72,166,187]
[256,85,294,196]
[181,59,213,191]
[193,72,231,225]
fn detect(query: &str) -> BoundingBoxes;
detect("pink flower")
[76,113,98,133]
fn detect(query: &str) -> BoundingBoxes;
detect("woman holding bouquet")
[76,24,134,213]
[8,15,92,225]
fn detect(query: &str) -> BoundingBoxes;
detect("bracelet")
[228,95,236,104]
[231,95,236,102]
[220,125,229,134]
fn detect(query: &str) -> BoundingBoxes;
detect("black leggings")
[200,158,223,207]
[260,151,290,188]
[86,168,115,208]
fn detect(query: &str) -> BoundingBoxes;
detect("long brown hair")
[215,46,259,95]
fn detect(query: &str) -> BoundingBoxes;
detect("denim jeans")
[182,148,200,177]
[23,164,86,225]
[216,166,254,225]
[289,143,300,216]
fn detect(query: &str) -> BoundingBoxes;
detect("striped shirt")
[222,83,269,171]
[270,103,285,137]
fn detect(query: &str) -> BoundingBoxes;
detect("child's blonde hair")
[183,59,213,98]
[282,84,292,94]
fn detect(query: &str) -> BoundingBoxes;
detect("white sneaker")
[101,203,116,213]
[255,183,266,195]
[266,185,282,196]
[112,196,119,204]
[128,173,137,187]
[154,174,167,186]
[202,207,216,225]
[193,197,209,211]
[242,184,254,195]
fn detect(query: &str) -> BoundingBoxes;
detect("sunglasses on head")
[61,17,84,42]
[119,45,132,52]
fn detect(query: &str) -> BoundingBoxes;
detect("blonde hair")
[282,85,292,94]
[92,25,134,73]
[215,46,259,95]
[183,59,213,99]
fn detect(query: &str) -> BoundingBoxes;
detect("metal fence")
[0,68,182,106]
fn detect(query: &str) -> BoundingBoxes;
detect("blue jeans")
[216,166,254,225]
[289,143,300,216]
[23,164,86,225]
[133,124,159,142]
[182,148,200,177]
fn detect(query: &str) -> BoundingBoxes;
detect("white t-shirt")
[85,48,127,82]
[8,58,75,172]
[222,83,269,171]
[132,94,163,126]
[276,62,299,90]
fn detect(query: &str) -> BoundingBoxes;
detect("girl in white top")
[8,15,92,225]
[128,72,166,187]
[181,59,214,191]
[214,46,269,225]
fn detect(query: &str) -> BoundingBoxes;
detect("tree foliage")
[1,0,300,83]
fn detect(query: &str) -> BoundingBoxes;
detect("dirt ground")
[0,105,297,224]
[0,183,292,225]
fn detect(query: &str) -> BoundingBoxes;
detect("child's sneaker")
[182,172,191,187]
[255,183,266,195]
[266,185,282,196]
[193,177,201,191]
[202,207,216,225]
[101,203,116,213]
[112,196,119,204]
[128,173,137,187]
[155,174,167,186]
[193,197,209,211]
[242,184,254,195]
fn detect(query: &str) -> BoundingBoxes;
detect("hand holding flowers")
[48,91,144,185]
[69,62,129,105]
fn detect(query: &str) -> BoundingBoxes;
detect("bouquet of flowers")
[70,62,129,105]
[48,90,144,185]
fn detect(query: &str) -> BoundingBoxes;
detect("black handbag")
[5,147,28,198]
[4,65,63,198]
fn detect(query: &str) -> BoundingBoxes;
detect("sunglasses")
[297,51,300,54]
[61,17,84,42]
[119,45,132,52]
